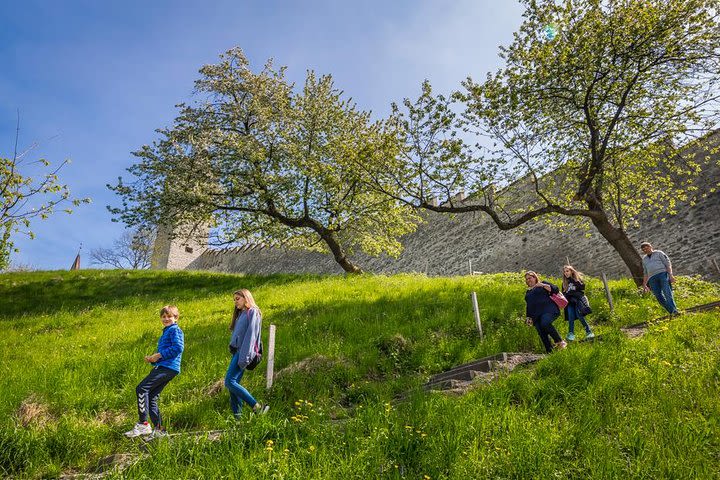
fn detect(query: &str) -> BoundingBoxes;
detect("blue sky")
[1,0,524,270]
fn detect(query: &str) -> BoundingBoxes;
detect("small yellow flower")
[308,445,316,453]
[404,425,413,430]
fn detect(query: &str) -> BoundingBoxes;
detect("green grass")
[1,270,719,478]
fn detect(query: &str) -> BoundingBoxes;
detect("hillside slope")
[1,270,719,478]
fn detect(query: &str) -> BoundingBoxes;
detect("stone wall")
[183,134,720,280]
[188,244,340,274]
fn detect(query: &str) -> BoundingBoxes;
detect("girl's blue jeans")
[566,303,591,334]
[225,351,258,416]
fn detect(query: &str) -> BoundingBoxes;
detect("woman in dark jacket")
[562,265,594,341]
[524,271,567,353]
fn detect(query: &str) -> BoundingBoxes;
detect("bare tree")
[91,229,154,269]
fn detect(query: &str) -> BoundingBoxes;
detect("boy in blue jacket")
[125,305,184,438]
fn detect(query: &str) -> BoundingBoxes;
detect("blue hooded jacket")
[153,323,184,373]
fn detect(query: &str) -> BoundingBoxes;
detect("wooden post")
[712,258,720,276]
[601,273,614,312]
[469,259,473,275]
[471,291,483,339]
[266,324,276,390]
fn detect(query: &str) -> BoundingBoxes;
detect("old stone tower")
[151,223,209,270]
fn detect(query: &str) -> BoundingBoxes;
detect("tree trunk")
[588,211,644,285]
[317,229,363,274]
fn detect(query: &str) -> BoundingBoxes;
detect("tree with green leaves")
[369,0,720,283]
[1,120,89,270]
[110,48,419,273]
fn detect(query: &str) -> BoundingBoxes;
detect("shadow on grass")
[0,270,326,319]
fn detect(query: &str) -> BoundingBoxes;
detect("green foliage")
[1,270,719,477]
[110,48,420,273]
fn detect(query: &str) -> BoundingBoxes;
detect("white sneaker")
[124,422,152,438]
[253,403,270,415]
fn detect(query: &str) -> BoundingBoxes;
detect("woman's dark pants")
[534,312,562,353]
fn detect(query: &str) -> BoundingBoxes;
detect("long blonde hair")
[562,265,583,291]
[230,288,261,330]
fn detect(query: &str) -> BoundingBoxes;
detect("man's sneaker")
[586,331,595,339]
[124,422,152,438]
[150,428,169,440]
[253,403,270,415]
[555,340,568,350]
[566,332,576,341]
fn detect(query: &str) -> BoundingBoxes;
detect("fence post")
[266,324,276,390]
[601,273,614,312]
[712,258,720,276]
[471,291,483,339]
[469,259,473,275]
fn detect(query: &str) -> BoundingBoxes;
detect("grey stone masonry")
[151,223,208,271]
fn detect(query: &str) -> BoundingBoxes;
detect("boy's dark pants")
[136,366,177,427]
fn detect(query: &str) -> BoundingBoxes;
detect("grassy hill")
[1,270,719,479]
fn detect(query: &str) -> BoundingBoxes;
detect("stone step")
[426,352,509,384]
[425,352,544,391]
